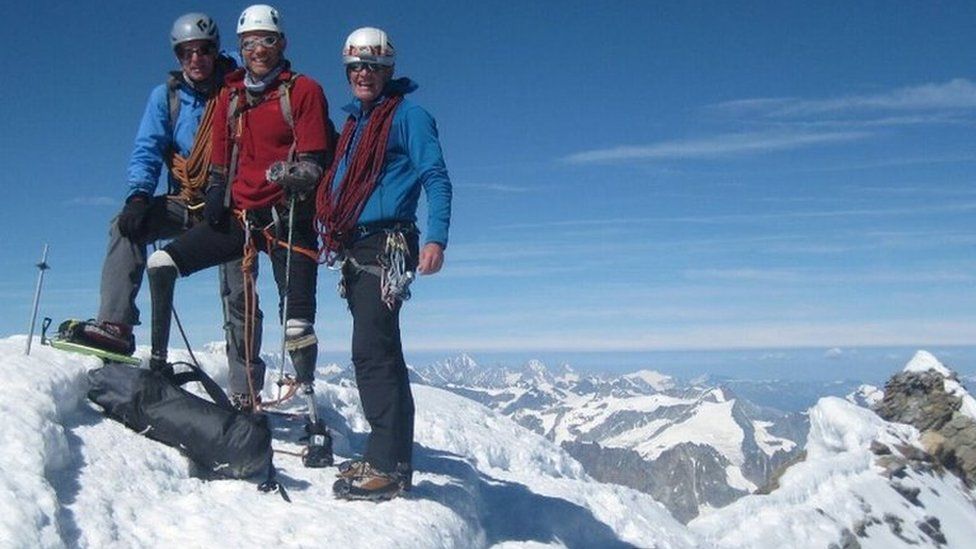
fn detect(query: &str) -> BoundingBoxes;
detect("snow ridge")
[1,337,694,548]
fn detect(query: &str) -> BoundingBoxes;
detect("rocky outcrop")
[874,369,976,485]
[563,440,747,523]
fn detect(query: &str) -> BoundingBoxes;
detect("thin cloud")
[682,267,974,285]
[683,268,801,283]
[495,201,976,230]
[399,319,976,352]
[824,347,844,359]
[711,78,976,117]
[454,182,534,193]
[562,130,868,164]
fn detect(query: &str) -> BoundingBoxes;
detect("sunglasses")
[240,35,281,52]
[177,44,216,61]
[347,62,386,74]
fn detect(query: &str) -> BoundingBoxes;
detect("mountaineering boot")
[77,320,136,355]
[332,461,409,501]
[147,251,178,369]
[232,393,262,413]
[336,460,412,492]
[336,459,368,479]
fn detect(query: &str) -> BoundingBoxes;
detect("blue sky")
[1,1,974,375]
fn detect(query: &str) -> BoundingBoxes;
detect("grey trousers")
[98,195,266,393]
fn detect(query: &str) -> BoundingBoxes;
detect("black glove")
[266,158,323,198]
[117,193,150,239]
[204,184,227,228]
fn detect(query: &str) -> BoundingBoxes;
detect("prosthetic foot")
[302,383,334,468]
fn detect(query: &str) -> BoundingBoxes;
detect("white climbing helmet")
[342,27,395,66]
[170,13,220,49]
[237,4,284,35]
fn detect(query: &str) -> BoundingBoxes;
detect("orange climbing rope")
[168,95,218,205]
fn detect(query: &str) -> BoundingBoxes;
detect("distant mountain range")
[395,354,809,522]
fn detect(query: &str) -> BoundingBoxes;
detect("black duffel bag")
[87,362,272,480]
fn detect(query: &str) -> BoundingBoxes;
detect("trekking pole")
[25,244,51,355]
[276,193,297,401]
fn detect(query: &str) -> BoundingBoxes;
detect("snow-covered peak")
[622,369,674,392]
[692,396,976,547]
[901,350,976,421]
[807,396,912,458]
[904,349,953,377]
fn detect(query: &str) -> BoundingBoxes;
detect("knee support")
[285,319,317,351]
[286,319,318,383]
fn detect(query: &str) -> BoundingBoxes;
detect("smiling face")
[239,31,285,77]
[347,63,393,108]
[176,39,217,83]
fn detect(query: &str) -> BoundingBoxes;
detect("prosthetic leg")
[147,250,178,375]
[285,318,333,468]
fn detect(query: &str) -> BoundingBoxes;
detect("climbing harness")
[337,226,416,310]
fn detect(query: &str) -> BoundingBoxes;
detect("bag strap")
[168,362,234,410]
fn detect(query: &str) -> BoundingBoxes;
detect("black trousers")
[343,230,419,473]
[164,200,318,325]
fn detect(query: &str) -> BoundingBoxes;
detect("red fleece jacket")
[212,67,332,210]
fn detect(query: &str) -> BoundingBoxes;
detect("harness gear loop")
[379,230,413,309]
[339,227,415,309]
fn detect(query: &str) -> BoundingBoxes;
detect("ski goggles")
[240,35,281,52]
[176,44,216,61]
[346,62,387,74]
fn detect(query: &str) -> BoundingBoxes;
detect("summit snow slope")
[5,336,976,548]
[0,336,694,548]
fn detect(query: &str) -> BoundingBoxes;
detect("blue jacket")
[125,53,239,200]
[333,78,453,247]
[125,78,209,200]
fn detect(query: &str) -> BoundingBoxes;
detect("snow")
[690,396,976,548]
[550,392,691,445]
[904,349,976,421]
[634,399,745,464]
[847,384,884,408]
[6,336,976,548]
[904,350,953,377]
[724,465,755,492]
[752,420,797,456]
[1,336,696,548]
[622,369,674,391]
